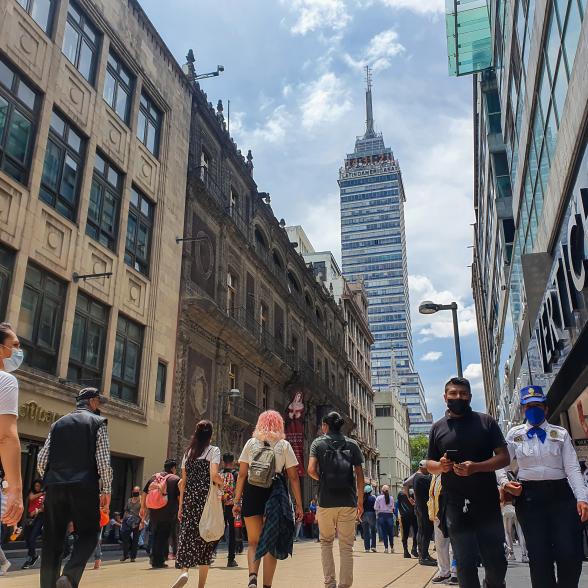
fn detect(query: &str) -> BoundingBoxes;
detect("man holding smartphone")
[426,377,510,588]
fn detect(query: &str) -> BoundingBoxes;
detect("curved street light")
[418,300,463,378]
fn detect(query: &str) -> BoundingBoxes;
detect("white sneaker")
[521,555,529,563]
[171,572,189,588]
[0,560,11,575]
[365,548,370,553]
[384,548,389,554]
[390,547,395,553]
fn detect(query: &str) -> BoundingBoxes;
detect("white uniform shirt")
[504,422,588,503]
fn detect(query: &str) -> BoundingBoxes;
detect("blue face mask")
[525,406,546,426]
[2,347,23,373]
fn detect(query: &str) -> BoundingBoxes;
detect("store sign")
[19,401,62,425]
[535,186,588,373]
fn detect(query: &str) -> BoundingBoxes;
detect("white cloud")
[230,105,293,147]
[282,0,351,35]
[464,363,484,395]
[409,274,478,340]
[344,29,405,72]
[422,351,443,362]
[379,0,444,14]
[299,72,352,130]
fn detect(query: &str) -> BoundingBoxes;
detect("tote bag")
[199,480,225,543]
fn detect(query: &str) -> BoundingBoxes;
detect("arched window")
[272,249,284,269]
[254,226,268,250]
[287,270,301,294]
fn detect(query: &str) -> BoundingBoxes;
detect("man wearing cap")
[499,385,588,588]
[38,388,112,588]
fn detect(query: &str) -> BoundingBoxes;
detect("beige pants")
[317,506,356,588]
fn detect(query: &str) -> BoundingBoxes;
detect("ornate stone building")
[169,87,349,499]
[0,0,191,511]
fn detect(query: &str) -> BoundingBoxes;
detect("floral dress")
[177,448,219,567]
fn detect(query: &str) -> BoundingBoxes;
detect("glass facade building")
[454,1,588,447]
[339,72,432,435]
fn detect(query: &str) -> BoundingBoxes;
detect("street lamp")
[419,300,463,378]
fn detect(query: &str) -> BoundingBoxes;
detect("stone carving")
[0,177,21,237]
[39,213,70,269]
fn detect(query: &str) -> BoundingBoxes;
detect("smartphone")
[445,449,460,463]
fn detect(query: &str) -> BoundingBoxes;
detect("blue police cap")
[520,386,547,405]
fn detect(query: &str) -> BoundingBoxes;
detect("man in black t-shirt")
[141,459,180,569]
[427,377,510,588]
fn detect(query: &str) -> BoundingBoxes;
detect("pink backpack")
[145,473,171,509]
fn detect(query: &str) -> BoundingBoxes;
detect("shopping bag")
[199,482,225,542]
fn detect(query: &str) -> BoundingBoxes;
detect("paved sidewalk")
[3,542,436,587]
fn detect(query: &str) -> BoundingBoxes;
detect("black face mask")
[132,492,140,497]
[447,398,470,416]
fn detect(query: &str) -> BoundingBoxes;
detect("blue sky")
[140,0,486,419]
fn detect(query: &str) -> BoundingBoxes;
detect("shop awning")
[446,0,493,76]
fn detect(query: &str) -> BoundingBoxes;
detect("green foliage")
[410,434,429,472]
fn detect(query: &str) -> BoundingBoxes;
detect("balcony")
[226,397,262,426]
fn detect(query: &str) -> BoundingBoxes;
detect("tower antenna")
[365,65,375,138]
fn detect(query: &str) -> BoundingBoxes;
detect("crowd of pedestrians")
[1,313,588,588]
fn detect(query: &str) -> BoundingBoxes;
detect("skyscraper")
[339,68,432,435]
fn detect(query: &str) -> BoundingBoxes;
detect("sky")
[140,0,486,419]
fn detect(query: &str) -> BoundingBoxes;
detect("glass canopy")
[446,0,493,76]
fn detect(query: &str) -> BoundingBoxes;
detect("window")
[230,187,239,216]
[261,383,269,411]
[68,292,108,385]
[87,153,123,250]
[375,406,391,417]
[155,361,167,403]
[260,302,269,334]
[18,264,66,373]
[62,1,99,83]
[40,110,85,220]
[16,0,55,34]
[111,315,143,404]
[137,92,161,157]
[200,150,209,180]
[227,272,237,318]
[0,245,15,319]
[125,187,154,275]
[103,51,133,124]
[228,363,238,390]
[0,58,39,184]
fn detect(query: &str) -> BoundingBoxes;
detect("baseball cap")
[419,460,427,468]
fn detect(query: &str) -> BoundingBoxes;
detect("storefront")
[520,137,588,456]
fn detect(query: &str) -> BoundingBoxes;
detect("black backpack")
[320,438,354,490]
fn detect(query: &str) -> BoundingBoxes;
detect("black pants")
[516,479,583,588]
[400,513,418,552]
[40,484,99,588]
[25,514,44,557]
[170,519,178,556]
[121,526,140,559]
[415,505,433,559]
[445,498,506,588]
[224,505,236,561]
[151,518,172,567]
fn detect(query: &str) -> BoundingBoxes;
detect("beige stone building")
[0,0,191,510]
[169,90,349,501]
[374,388,411,495]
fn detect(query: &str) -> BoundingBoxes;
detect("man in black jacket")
[38,388,112,588]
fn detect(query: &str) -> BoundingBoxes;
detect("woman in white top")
[233,410,303,588]
[172,420,223,588]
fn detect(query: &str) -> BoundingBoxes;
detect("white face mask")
[2,347,24,373]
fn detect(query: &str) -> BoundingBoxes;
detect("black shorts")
[242,479,272,518]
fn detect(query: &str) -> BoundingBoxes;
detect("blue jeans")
[362,512,377,550]
[378,513,395,549]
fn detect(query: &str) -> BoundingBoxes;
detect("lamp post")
[419,301,463,378]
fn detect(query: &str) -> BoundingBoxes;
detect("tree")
[410,434,429,472]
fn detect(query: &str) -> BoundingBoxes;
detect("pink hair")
[253,410,285,443]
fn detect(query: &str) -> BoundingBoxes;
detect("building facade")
[338,70,432,435]
[374,388,411,494]
[170,91,349,501]
[0,0,191,510]
[449,0,588,452]
[285,226,379,483]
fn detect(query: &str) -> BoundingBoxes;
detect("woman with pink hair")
[233,410,303,588]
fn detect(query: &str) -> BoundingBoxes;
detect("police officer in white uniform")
[499,385,588,588]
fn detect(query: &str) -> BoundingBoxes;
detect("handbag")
[199,472,225,543]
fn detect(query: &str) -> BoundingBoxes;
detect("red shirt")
[28,494,44,515]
